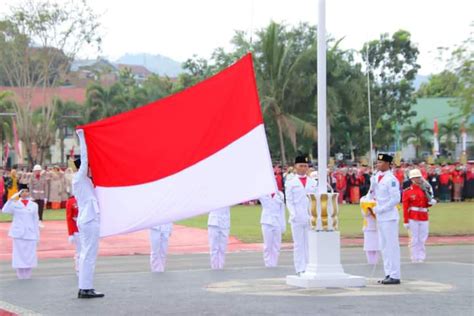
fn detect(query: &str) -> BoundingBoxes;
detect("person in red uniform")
[334,168,347,204]
[66,195,81,274]
[438,166,452,202]
[402,169,436,263]
[451,166,464,202]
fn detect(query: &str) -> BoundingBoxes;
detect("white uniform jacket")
[259,191,286,232]
[367,170,400,222]
[72,132,100,226]
[207,207,230,228]
[285,176,317,224]
[2,199,40,240]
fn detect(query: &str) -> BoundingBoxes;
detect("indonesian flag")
[78,54,276,237]
[433,118,439,156]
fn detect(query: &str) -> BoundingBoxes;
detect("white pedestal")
[286,231,366,288]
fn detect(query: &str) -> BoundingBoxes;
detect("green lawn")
[2,202,473,243]
[179,202,474,243]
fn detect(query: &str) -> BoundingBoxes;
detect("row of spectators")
[274,162,474,203]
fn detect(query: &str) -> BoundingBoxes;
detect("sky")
[1,0,473,75]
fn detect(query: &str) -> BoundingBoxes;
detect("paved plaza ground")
[0,244,473,315]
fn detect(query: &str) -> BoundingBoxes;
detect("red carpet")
[1,221,472,261]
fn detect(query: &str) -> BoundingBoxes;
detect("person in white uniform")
[360,198,379,264]
[149,223,173,272]
[367,153,401,285]
[285,155,317,275]
[259,190,286,267]
[208,206,231,269]
[2,189,40,279]
[73,129,104,298]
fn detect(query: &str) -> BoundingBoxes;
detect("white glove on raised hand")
[429,199,437,206]
[76,129,84,136]
[68,235,75,244]
[403,223,409,230]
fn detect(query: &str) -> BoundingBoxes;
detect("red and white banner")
[433,118,439,156]
[78,54,276,237]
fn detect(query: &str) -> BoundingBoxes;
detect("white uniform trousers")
[78,217,100,289]
[150,230,171,272]
[208,225,229,269]
[72,232,81,274]
[408,220,429,262]
[261,224,282,267]
[377,220,401,279]
[290,223,309,273]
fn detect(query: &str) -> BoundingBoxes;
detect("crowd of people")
[1,166,75,211]
[274,161,474,204]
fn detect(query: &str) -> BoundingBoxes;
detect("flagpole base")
[286,231,366,288]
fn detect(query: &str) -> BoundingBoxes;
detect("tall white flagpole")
[286,0,365,288]
[317,0,328,193]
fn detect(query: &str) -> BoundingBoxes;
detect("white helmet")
[33,164,42,172]
[408,169,422,179]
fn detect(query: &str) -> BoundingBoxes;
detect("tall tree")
[362,30,419,150]
[0,0,101,166]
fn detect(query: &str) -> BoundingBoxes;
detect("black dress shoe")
[377,275,390,284]
[381,278,401,285]
[78,289,105,298]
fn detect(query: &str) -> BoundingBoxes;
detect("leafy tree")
[417,70,460,97]
[0,0,101,167]
[362,30,420,150]
[0,91,15,152]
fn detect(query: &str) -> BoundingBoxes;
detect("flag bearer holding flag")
[73,129,104,299]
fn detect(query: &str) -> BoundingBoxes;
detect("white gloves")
[429,199,437,206]
[68,235,75,244]
[403,223,409,230]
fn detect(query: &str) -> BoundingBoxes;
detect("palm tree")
[401,120,431,158]
[439,119,460,154]
[257,22,316,165]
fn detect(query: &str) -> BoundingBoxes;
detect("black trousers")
[35,199,45,221]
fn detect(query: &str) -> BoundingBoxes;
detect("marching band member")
[403,169,436,263]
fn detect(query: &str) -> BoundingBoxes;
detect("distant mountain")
[115,53,183,77]
[413,74,429,90]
